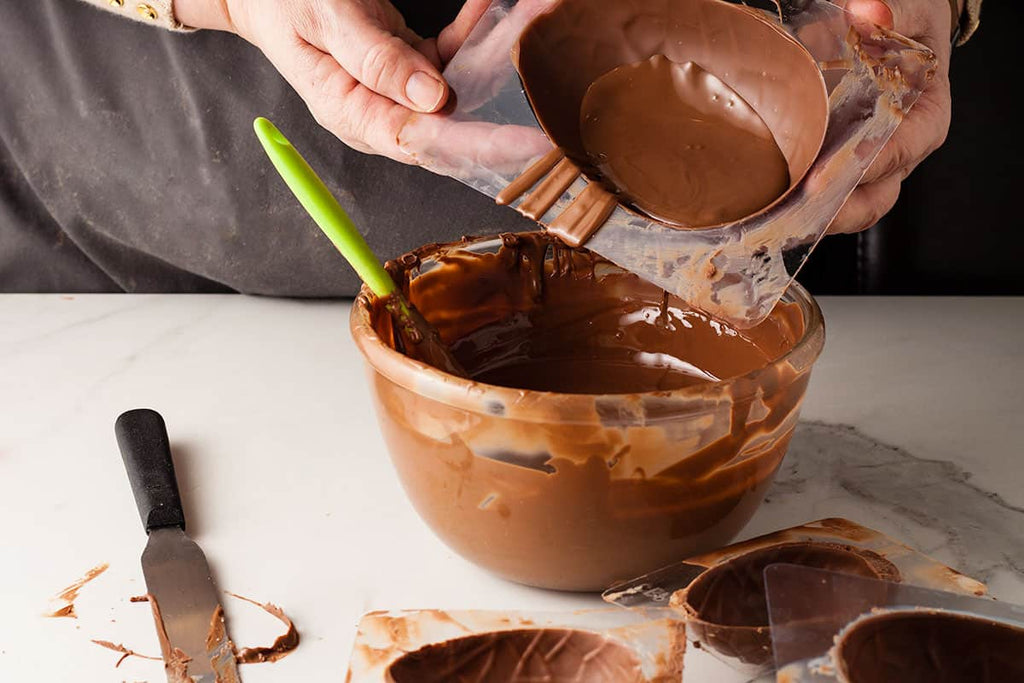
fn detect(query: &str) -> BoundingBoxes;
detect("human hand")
[828,0,956,234]
[175,0,492,162]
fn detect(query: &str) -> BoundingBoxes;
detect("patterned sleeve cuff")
[79,0,196,32]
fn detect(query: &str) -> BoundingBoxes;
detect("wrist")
[174,0,235,32]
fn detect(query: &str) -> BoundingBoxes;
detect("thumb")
[326,15,450,113]
[845,0,894,29]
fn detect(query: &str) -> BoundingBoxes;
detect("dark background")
[796,1,1020,295]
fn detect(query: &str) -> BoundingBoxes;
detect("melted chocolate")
[401,235,798,394]
[352,233,823,590]
[510,0,828,234]
[386,629,643,683]
[836,611,1024,683]
[580,56,790,226]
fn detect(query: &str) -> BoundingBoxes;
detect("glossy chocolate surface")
[836,611,1024,683]
[580,56,789,226]
[512,0,827,228]
[387,629,643,683]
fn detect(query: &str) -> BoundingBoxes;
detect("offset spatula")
[116,408,239,683]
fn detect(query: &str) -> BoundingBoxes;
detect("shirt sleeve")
[77,0,194,31]
[958,0,982,45]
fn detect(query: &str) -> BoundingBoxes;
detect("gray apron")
[0,0,533,294]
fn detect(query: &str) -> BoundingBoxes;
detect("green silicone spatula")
[253,117,468,378]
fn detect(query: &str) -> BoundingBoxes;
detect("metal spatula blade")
[116,409,239,683]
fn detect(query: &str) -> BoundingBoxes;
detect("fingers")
[833,0,953,236]
[828,175,903,234]
[859,84,951,185]
[398,116,552,175]
[437,0,492,64]
[322,9,450,113]
[844,0,894,29]
[286,42,417,163]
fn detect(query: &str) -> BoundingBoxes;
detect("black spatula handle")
[115,408,185,533]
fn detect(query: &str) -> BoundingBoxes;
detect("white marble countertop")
[2,294,1022,681]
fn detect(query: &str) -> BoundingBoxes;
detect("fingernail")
[406,72,446,112]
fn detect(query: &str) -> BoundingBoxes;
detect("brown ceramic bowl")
[350,234,825,591]
[512,0,829,228]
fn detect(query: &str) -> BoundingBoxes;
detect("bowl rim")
[349,233,825,421]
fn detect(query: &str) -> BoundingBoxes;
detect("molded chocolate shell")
[673,542,900,666]
[386,628,644,683]
[835,610,1024,683]
[512,0,828,228]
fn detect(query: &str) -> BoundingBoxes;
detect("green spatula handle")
[253,117,396,298]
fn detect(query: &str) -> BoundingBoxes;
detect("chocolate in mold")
[512,0,827,228]
[835,610,1024,683]
[387,628,644,683]
[579,55,790,227]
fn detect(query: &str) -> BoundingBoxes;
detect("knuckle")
[359,36,409,93]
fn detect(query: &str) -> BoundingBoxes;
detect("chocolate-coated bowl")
[512,0,829,228]
[350,233,824,591]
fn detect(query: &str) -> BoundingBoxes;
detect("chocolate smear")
[90,639,161,668]
[227,592,300,664]
[44,562,109,619]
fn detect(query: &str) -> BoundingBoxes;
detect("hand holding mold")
[829,0,957,233]
[174,0,492,163]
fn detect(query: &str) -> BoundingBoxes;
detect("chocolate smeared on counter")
[504,0,827,242]
[44,562,109,619]
[227,592,301,664]
[386,628,644,683]
[355,232,821,589]
[86,591,298,676]
[90,639,162,668]
[835,610,1024,683]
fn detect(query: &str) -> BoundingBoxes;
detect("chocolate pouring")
[397,0,936,327]
[351,233,825,591]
